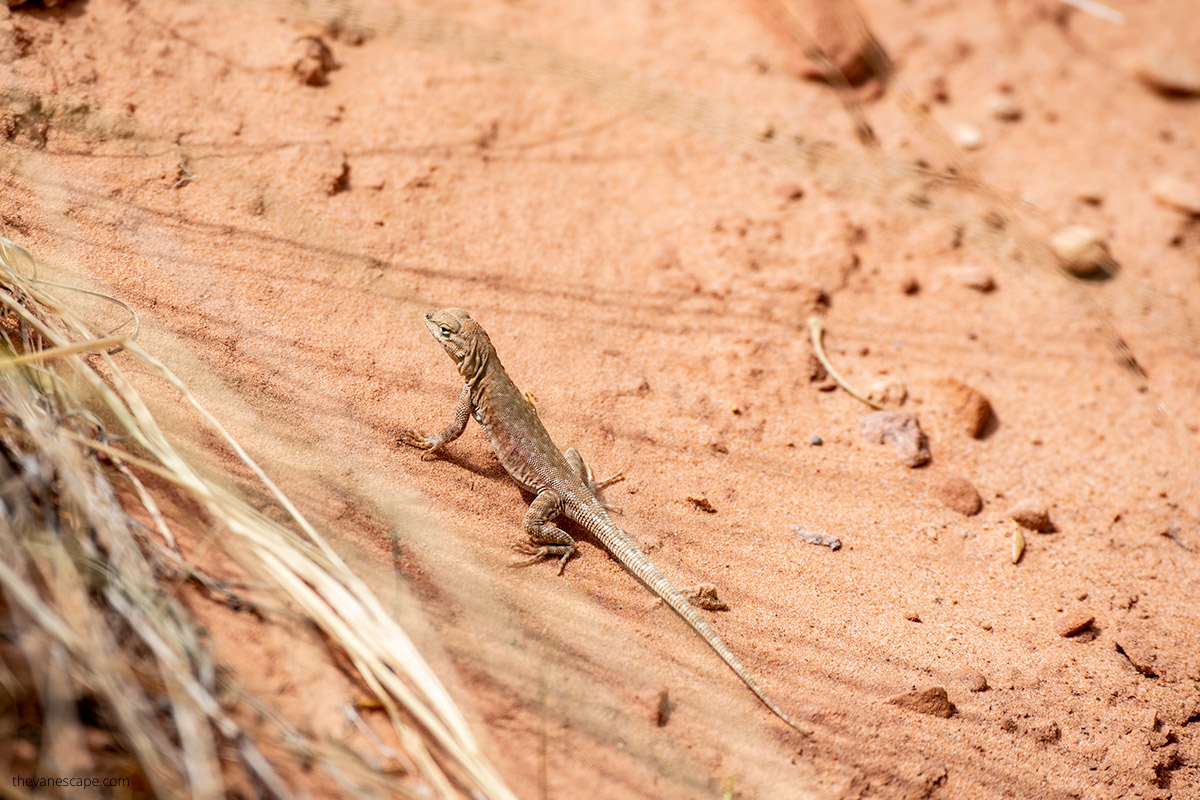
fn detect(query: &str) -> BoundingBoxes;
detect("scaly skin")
[400,308,807,735]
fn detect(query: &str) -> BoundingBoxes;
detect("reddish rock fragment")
[1115,635,1158,677]
[653,688,671,727]
[774,182,805,202]
[753,0,877,85]
[1030,720,1061,744]
[948,265,996,293]
[887,687,957,718]
[1135,46,1200,97]
[953,668,989,693]
[936,476,983,516]
[292,36,337,86]
[1054,611,1095,638]
[1152,175,1200,216]
[867,380,907,408]
[1009,500,1054,532]
[934,378,993,438]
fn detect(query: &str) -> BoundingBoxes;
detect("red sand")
[3,0,1198,797]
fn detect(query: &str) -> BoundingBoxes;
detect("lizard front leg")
[399,383,472,460]
[513,489,576,575]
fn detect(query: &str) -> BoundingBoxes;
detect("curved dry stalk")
[807,315,883,410]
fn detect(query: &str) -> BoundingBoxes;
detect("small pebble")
[328,20,371,46]
[902,610,922,623]
[936,476,982,516]
[805,352,828,384]
[787,0,873,84]
[900,275,920,295]
[809,435,823,446]
[291,36,337,86]
[793,527,842,550]
[654,688,671,727]
[323,159,350,196]
[684,583,729,611]
[686,495,716,513]
[955,668,989,693]
[934,377,993,438]
[774,182,805,202]
[1009,500,1054,533]
[867,380,908,408]
[927,74,950,104]
[1030,720,1062,744]
[987,90,1022,121]
[1151,175,1200,216]
[1050,226,1112,277]
[887,686,957,718]
[953,122,983,150]
[1135,46,1200,97]
[861,411,930,468]
[1054,611,1095,638]
[1115,634,1158,676]
[948,265,996,293]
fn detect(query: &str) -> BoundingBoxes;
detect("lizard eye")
[439,326,452,337]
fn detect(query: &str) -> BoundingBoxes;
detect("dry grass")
[0,236,514,798]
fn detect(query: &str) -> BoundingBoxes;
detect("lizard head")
[424,308,494,379]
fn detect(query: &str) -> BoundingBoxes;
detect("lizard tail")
[574,503,810,736]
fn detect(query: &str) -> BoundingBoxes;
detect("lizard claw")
[398,429,442,459]
[591,471,625,491]
[511,543,575,575]
[397,428,426,447]
[590,472,625,514]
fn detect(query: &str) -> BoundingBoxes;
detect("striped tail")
[573,501,809,735]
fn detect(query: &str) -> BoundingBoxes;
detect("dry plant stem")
[807,315,884,410]
[0,243,516,799]
[1060,0,1124,24]
[112,460,179,550]
[0,335,128,366]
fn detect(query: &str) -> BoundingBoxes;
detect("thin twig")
[807,315,884,410]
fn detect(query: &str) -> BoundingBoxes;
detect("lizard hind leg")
[512,489,576,575]
[564,447,625,513]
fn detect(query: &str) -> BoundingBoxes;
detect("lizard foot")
[591,472,625,515]
[591,471,625,491]
[398,429,442,460]
[511,543,575,575]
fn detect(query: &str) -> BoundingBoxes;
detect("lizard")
[399,307,808,735]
